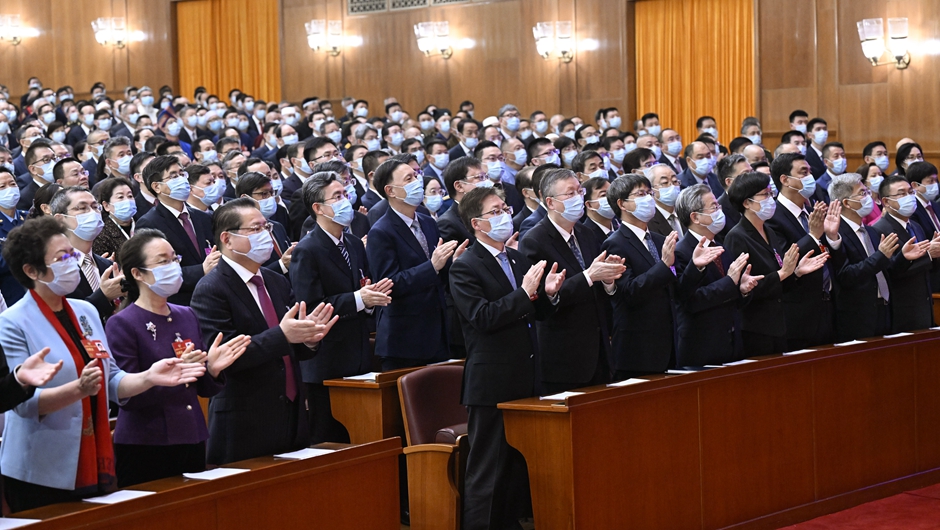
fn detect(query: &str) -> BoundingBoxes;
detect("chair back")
[398,365,467,446]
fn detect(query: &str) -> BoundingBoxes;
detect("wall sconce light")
[857,17,910,69]
[533,21,574,63]
[305,19,342,56]
[92,17,127,48]
[0,15,38,45]
[414,21,453,59]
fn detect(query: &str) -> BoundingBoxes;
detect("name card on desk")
[607,378,649,388]
[84,490,156,504]
[834,340,866,347]
[343,372,380,381]
[725,359,758,366]
[0,519,41,529]
[183,468,250,480]
[884,332,914,338]
[784,349,816,356]
[666,369,695,375]
[274,447,337,460]
[540,391,585,401]
[430,359,463,365]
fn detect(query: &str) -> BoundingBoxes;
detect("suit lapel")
[474,243,514,293]
[545,220,583,272]
[157,204,199,262]
[315,226,354,281]
[778,201,808,236]
[387,208,428,259]
[621,224,656,266]
[261,269,290,320]
[220,260,268,325]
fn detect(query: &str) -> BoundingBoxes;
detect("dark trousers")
[540,348,610,395]
[305,382,350,444]
[612,369,661,381]
[787,298,833,351]
[380,356,429,372]
[4,476,85,514]
[741,330,788,357]
[114,441,206,488]
[463,405,531,530]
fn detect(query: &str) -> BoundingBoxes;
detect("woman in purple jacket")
[106,229,250,487]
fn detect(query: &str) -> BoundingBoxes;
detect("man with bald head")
[679,141,723,197]
[83,129,111,181]
[742,144,768,168]
[897,138,915,150]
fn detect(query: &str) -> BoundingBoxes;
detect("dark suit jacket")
[450,242,554,406]
[361,189,383,211]
[0,343,34,413]
[136,203,213,305]
[722,216,793,338]
[519,216,609,386]
[67,253,114,323]
[366,198,430,226]
[12,155,27,180]
[832,219,892,342]
[678,167,724,198]
[518,205,546,238]
[581,218,616,246]
[498,182,525,215]
[66,125,88,146]
[601,223,676,372]
[513,206,535,233]
[261,219,292,274]
[766,198,842,342]
[134,192,154,221]
[658,154,687,174]
[437,201,475,245]
[110,122,133,140]
[191,259,315,465]
[291,226,371,383]
[674,232,741,366]
[910,200,940,293]
[805,146,827,178]
[448,143,469,162]
[82,158,98,187]
[714,192,740,244]
[872,214,935,332]
[16,180,41,212]
[366,208,450,362]
[282,174,304,200]
[648,208,676,238]
[0,211,27,304]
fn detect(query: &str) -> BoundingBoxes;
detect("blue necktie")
[496,252,517,289]
[907,222,919,242]
[644,232,660,261]
[567,235,585,269]
[337,238,351,269]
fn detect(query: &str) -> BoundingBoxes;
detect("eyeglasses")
[626,190,651,200]
[48,251,80,265]
[251,190,276,200]
[319,192,350,205]
[142,255,182,270]
[229,223,273,235]
[67,203,102,215]
[32,156,57,166]
[462,173,489,184]
[886,189,917,199]
[551,188,586,201]
[698,204,722,214]
[425,188,444,197]
[849,189,873,200]
[477,206,514,219]
[905,154,925,162]
[311,151,340,162]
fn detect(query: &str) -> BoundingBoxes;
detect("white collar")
[888,212,909,229]
[162,201,186,219]
[591,218,613,235]
[623,220,648,242]
[655,203,675,220]
[777,193,807,220]
[548,215,574,242]
[841,215,862,233]
[222,254,258,284]
[392,204,416,228]
[476,239,503,257]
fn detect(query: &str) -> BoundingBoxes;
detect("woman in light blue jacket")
[0,216,206,513]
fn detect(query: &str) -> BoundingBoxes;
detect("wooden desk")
[14,438,402,530]
[932,293,940,326]
[325,361,464,444]
[500,330,940,530]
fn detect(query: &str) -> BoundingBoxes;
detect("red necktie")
[178,211,200,253]
[249,275,297,401]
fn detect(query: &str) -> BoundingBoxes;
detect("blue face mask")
[38,161,55,183]
[868,175,884,196]
[922,183,939,201]
[797,175,816,198]
[874,156,889,172]
[852,194,874,218]
[611,148,626,163]
[650,145,663,160]
[195,180,224,207]
[553,193,584,222]
[543,152,560,166]
[432,153,450,169]
[141,95,155,107]
[141,261,183,298]
[590,198,616,220]
[463,137,479,149]
[111,199,137,222]
[116,154,133,176]
[751,196,777,221]
[162,176,191,201]
[892,194,917,218]
[628,194,656,222]
[513,149,527,165]
[366,138,381,151]
[256,196,277,218]
[665,140,682,157]
[200,150,218,163]
[326,197,354,227]
[0,186,20,210]
[65,211,104,242]
[394,178,426,207]
[693,156,713,175]
[700,208,726,234]
[231,229,274,264]
[562,150,577,166]
[481,212,513,242]
[271,177,283,196]
[830,158,847,175]
[345,183,358,205]
[505,117,520,132]
[425,194,443,213]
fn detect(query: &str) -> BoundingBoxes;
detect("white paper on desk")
[0,519,41,529]
[884,332,914,338]
[834,340,866,347]
[704,365,728,369]
[666,369,695,374]
[725,359,758,366]
[931,327,940,331]
[274,447,336,460]
[783,349,816,356]
[539,391,584,401]
[182,468,249,480]
[431,358,462,365]
[84,490,156,504]
[343,372,380,381]
[607,378,649,388]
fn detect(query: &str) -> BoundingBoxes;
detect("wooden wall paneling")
[0,0,53,97]
[127,0,174,93]
[51,0,120,96]
[916,339,940,471]
[573,0,628,121]
[838,83,889,161]
[516,0,563,120]
[837,0,888,86]
[280,0,332,103]
[623,0,636,128]
[814,0,840,137]
[757,0,817,134]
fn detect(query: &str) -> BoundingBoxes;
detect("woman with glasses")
[93,177,137,258]
[105,229,249,487]
[423,176,445,220]
[856,162,884,225]
[722,172,828,355]
[0,217,206,512]
[895,141,925,177]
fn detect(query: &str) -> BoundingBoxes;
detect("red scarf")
[31,291,116,493]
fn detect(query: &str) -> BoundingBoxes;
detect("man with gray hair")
[291,171,392,443]
[99,136,134,184]
[714,153,752,242]
[519,167,625,392]
[354,124,380,151]
[497,104,521,142]
[829,172,898,341]
[673,184,758,366]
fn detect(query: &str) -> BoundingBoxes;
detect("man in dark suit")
[280,141,309,199]
[767,153,844,350]
[905,161,940,292]
[828,173,896,341]
[646,164,683,237]
[291,172,391,443]
[49,186,124,322]
[192,198,338,465]
[451,186,562,530]
[714,154,750,243]
[582,176,620,244]
[658,128,687,174]
[16,140,55,211]
[359,150,389,212]
[512,167,539,233]
[873,176,938,332]
[600,173,678,377]
[438,156,486,246]
[81,130,110,185]
[447,119,480,162]
[519,168,625,393]
[137,155,219,305]
[678,141,723,197]
[234,170,294,274]
[365,155,431,226]
[131,151,156,221]
[65,102,95,147]
[674,184,755,366]
[474,141,525,214]
[804,118,829,178]
[366,158,460,370]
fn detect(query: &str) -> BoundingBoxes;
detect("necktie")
[667,213,683,235]
[907,222,919,242]
[82,254,101,293]
[178,211,200,253]
[927,203,940,234]
[567,234,585,269]
[644,232,660,261]
[496,252,517,289]
[799,210,810,233]
[248,275,297,401]
[709,242,725,275]
[858,227,890,301]
[411,221,430,259]
[337,238,351,269]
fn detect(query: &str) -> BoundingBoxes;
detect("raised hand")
[454,239,470,260]
[739,264,764,294]
[823,200,841,240]
[207,333,251,378]
[779,244,799,280]
[279,302,329,344]
[726,252,749,283]
[901,237,929,261]
[521,260,546,298]
[928,233,940,259]
[586,251,626,283]
[99,263,126,300]
[691,237,724,268]
[431,238,459,271]
[796,249,828,277]
[146,357,206,387]
[17,347,63,388]
[809,202,826,239]
[544,262,566,298]
[878,233,899,259]
[77,359,103,396]
[360,282,392,308]
[505,232,520,250]
[178,343,208,365]
[203,246,221,275]
[369,278,394,296]
[661,231,679,267]
[280,243,298,269]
